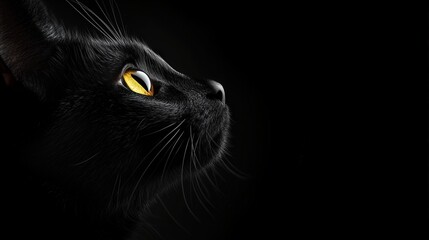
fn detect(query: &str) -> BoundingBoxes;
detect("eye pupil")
[131,73,150,92]
[121,69,154,96]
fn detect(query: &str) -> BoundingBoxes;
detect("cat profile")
[0,0,230,239]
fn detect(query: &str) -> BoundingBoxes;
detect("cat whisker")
[127,121,185,207]
[202,134,230,184]
[129,120,184,178]
[112,0,126,37]
[180,138,200,222]
[218,155,249,179]
[142,121,179,137]
[108,173,120,210]
[206,133,249,179]
[108,0,125,37]
[192,144,224,195]
[95,0,122,40]
[205,131,231,158]
[188,128,197,202]
[192,133,216,209]
[192,171,218,219]
[72,152,100,166]
[66,0,116,42]
[189,128,215,218]
[160,130,184,182]
[188,127,194,194]
[147,128,182,170]
[136,117,148,130]
[192,167,216,209]
[74,0,121,41]
[116,175,122,212]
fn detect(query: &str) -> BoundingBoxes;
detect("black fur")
[0,0,230,239]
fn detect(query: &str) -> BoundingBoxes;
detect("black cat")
[0,0,230,239]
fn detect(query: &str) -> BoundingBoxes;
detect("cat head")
[0,0,229,219]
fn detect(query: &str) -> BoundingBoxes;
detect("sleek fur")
[0,0,229,239]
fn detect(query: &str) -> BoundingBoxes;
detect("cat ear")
[0,0,63,83]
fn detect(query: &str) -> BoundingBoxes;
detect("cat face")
[0,0,229,217]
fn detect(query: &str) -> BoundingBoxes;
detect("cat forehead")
[65,34,153,57]
[59,33,186,80]
[63,34,165,64]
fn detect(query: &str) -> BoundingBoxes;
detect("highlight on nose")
[207,80,226,103]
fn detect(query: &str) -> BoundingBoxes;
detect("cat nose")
[207,80,225,103]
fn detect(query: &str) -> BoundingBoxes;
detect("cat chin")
[104,133,229,218]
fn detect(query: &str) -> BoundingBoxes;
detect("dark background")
[39,1,429,239]
[43,0,276,239]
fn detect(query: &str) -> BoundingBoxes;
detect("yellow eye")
[122,70,154,96]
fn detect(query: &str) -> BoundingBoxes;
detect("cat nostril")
[207,80,226,103]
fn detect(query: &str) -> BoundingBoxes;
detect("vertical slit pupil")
[131,73,149,91]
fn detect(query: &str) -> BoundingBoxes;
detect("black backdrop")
[28,1,429,239]
[43,0,276,239]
